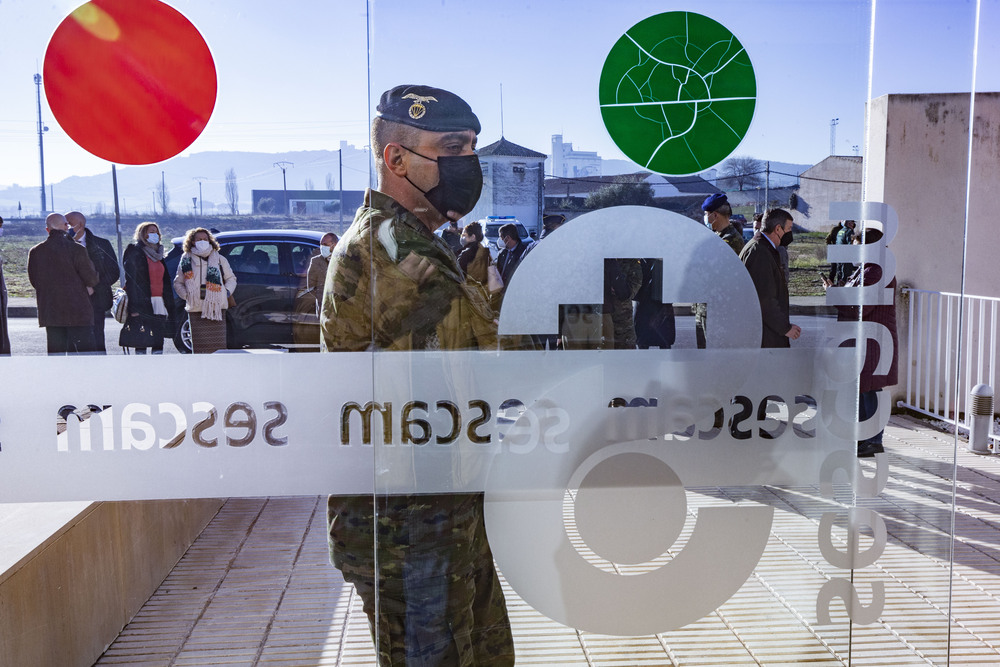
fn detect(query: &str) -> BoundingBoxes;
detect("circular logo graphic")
[599,12,756,176]
[43,0,217,165]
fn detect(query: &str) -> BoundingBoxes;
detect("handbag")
[119,319,157,349]
[112,288,129,324]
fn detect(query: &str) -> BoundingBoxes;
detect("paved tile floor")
[96,415,1000,666]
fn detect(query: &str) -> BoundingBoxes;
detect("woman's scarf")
[179,248,227,321]
[141,239,164,262]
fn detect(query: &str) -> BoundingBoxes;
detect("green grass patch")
[788,231,830,297]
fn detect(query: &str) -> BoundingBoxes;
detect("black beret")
[701,193,728,212]
[376,84,481,134]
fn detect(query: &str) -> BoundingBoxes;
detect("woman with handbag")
[172,227,237,354]
[120,222,174,354]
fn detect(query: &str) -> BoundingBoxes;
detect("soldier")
[603,258,642,349]
[695,193,744,348]
[320,85,513,666]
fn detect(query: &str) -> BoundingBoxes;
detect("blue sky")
[0,0,996,190]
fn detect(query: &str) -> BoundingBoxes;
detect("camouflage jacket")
[719,223,745,255]
[321,189,496,352]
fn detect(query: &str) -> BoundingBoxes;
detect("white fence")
[899,288,999,444]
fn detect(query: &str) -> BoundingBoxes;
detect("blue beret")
[701,193,728,212]
[376,84,481,134]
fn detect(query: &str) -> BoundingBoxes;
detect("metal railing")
[899,288,1000,445]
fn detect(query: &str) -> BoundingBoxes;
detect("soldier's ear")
[384,143,407,177]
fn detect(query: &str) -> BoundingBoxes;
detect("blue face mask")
[147,233,160,245]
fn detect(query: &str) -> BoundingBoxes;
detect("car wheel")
[174,316,193,354]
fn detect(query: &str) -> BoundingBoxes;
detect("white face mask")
[703,213,712,228]
[320,245,332,258]
[194,240,212,254]
[147,233,160,244]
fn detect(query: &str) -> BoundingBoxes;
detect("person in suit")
[739,208,801,348]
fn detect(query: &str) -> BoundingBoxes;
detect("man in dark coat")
[496,222,534,288]
[27,213,99,354]
[67,211,119,353]
[739,208,801,348]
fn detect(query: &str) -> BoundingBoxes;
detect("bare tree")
[155,179,170,214]
[225,168,239,215]
[584,181,654,209]
[719,156,764,191]
[325,172,335,190]
[304,178,315,191]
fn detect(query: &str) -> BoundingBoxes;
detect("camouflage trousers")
[328,493,515,666]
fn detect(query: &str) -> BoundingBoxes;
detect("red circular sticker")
[43,0,217,165]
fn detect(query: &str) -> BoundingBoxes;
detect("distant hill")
[1,146,812,220]
[0,146,373,218]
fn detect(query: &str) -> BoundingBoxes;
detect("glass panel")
[358,0,968,664]
[1,0,990,664]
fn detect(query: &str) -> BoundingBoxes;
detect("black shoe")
[857,442,885,458]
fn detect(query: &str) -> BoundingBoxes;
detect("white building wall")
[866,92,1000,407]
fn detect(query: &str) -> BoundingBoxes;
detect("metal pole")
[112,165,125,285]
[194,176,206,217]
[35,73,47,215]
[338,149,344,226]
[764,161,769,212]
[274,161,293,217]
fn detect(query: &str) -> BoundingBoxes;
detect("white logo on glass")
[486,206,775,635]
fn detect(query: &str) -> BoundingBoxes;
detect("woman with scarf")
[173,227,237,354]
[120,222,175,354]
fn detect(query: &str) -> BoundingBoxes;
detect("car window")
[290,243,316,277]
[224,243,281,275]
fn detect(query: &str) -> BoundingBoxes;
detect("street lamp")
[34,73,49,215]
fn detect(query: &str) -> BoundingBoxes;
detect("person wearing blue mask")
[120,222,175,354]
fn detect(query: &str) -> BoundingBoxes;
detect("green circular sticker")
[599,12,756,176]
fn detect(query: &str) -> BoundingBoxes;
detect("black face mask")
[780,229,794,247]
[401,145,483,219]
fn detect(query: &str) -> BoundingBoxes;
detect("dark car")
[164,229,325,353]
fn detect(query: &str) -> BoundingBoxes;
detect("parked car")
[481,216,531,259]
[164,229,325,353]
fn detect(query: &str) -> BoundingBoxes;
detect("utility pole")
[193,176,206,216]
[152,190,157,216]
[764,161,770,212]
[274,161,293,217]
[830,118,839,156]
[35,73,48,215]
[337,150,344,226]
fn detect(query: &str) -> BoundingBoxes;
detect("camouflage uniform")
[695,224,745,348]
[321,189,513,666]
[603,259,643,349]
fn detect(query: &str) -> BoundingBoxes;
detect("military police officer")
[695,193,745,348]
[321,85,513,666]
